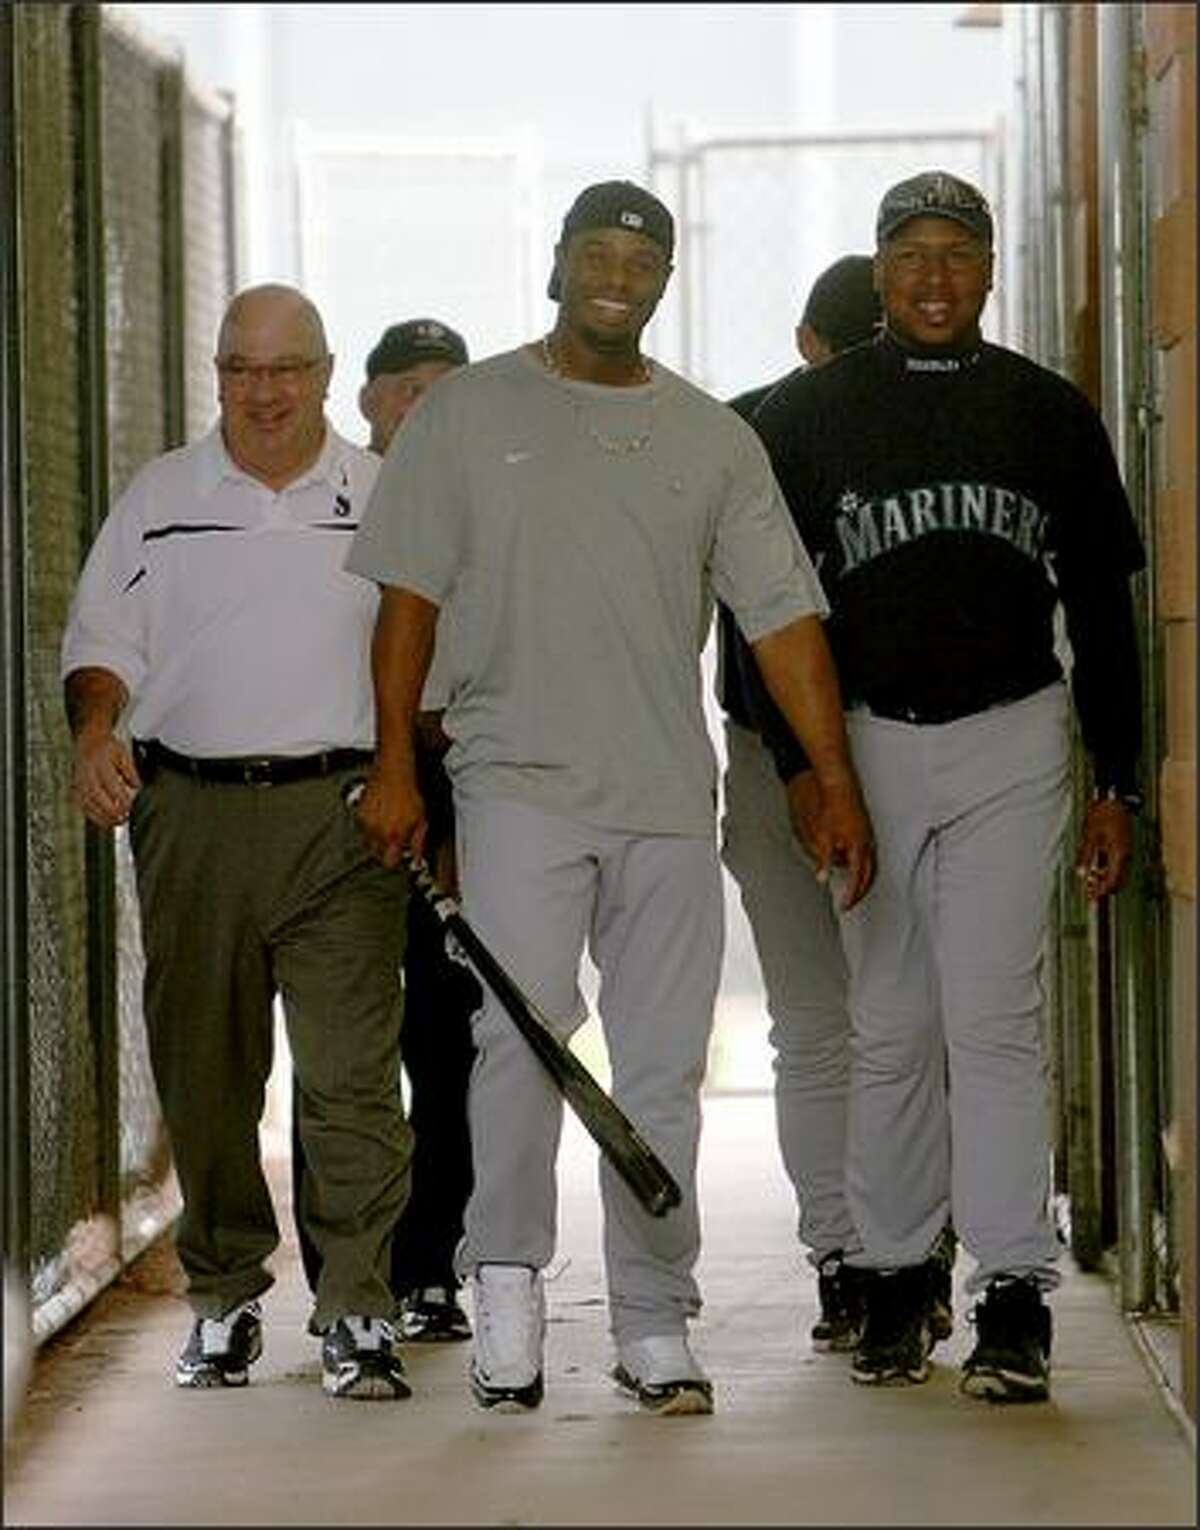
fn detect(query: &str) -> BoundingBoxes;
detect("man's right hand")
[352,766,428,870]
[72,730,141,829]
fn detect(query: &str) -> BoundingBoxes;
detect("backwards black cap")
[800,255,881,352]
[547,180,675,301]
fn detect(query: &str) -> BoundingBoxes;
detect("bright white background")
[122,1,1007,1085]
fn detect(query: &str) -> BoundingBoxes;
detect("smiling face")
[875,214,993,350]
[216,287,333,488]
[554,225,672,359]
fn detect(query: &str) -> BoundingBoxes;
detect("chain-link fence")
[646,127,1000,400]
[3,2,236,1342]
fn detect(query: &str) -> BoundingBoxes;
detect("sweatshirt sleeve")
[1050,390,1146,796]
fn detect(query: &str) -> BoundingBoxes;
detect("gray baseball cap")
[876,171,993,246]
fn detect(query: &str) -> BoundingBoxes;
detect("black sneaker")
[811,1251,866,1353]
[851,1267,932,1386]
[175,1299,263,1388]
[926,1223,957,1343]
[399,1285,472,1343]
[321,1315,411,1400]
[961,1275,1052,1403]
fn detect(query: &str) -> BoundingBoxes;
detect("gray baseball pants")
[451,793,724,1344]
[129,767,412,1329]
[838,683,1070,1295]
[720,717,858,1265]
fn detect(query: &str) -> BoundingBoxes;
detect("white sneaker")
[613,1333,714,1415]
[470,1264,545,1411]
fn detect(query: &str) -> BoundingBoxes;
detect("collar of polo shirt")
[197,427,349,500]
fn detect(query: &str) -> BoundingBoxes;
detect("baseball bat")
[406,857,683,1219]
[342,782,682,1217]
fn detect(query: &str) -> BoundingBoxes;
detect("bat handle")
[341,780,459,920]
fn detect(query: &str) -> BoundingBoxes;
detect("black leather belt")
[860,689,1034,726]
[133,738,373,787]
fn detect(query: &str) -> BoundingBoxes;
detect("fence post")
[71,0,120,1231]
[1,0,32,1287]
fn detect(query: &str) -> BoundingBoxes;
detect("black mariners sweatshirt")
[733,331,1145,797]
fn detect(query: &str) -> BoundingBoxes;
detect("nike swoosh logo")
[504,449,534,464]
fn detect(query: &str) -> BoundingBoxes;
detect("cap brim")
[880,209,990,244]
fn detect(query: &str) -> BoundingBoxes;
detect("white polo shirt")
[61,426,381,756]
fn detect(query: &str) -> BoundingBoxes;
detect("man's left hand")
[1075,799,1134,902]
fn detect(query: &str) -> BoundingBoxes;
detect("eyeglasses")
[216,357,327,388]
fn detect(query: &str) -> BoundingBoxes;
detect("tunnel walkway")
[4,1093,1195,1527]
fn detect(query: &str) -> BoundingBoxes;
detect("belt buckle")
[241,758,277,787]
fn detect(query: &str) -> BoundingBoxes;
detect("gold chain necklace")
[539,336,656,457]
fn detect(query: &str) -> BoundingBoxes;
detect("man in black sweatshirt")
[750,170,1144,1403]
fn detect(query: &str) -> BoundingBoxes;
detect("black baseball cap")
[547,180,675,301]
[800,255,881,352]
[364,319,468,380]
[876,171,994,246]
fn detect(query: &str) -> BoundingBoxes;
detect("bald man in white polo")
[62,283,412,1402]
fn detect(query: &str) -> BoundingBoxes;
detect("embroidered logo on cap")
[619,210,646,230]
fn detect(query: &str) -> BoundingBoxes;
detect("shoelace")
[199,1315,234,1356]
[199,1300,258,1357]
[343,1316,393,1351]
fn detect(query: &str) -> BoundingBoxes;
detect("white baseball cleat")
[612,1333,714,1416]
[469,1264,545,1412]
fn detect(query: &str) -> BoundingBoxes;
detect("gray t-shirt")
[346,345,827,835]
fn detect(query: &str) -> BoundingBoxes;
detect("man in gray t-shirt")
[346,180,875,1418]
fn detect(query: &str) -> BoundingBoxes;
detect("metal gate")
[645,124,1000,399]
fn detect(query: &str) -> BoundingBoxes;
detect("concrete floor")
[4,1091,1195,1528]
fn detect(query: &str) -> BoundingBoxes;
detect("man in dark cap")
[715,256,886,1360]
[728,253,881,422]
[359,318,469,453]
[291,316,479,1347]
[750,169,1145,1403]
[797,254,881,364]
[345,179,875,1416]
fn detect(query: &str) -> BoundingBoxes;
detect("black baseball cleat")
[926,1223,957,1343]
[851,1266,933,1386]
[399,1285,472,1343]
[811,1250,866,1353]
[961,1275,1052,1403]
[175,1299,263,1388]
[321,1315,411,1400]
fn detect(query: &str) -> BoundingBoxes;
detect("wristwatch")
[1094,784,1144,814]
